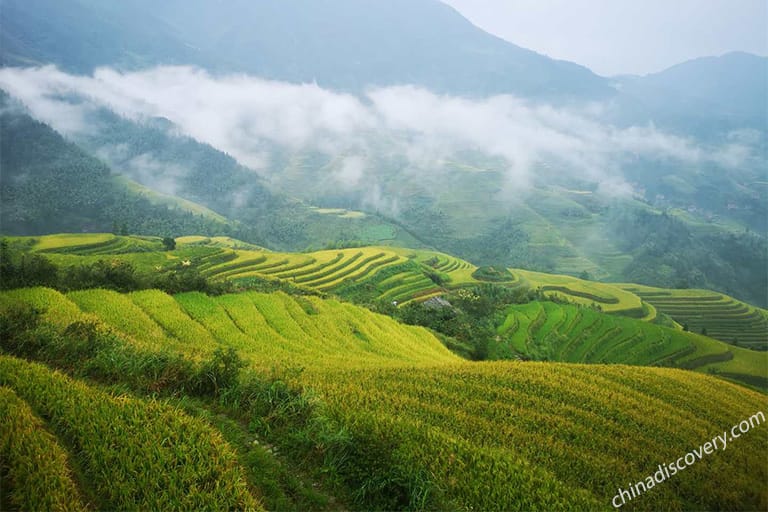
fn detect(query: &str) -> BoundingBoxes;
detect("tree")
[162,237,176,251]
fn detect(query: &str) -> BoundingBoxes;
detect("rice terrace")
[1,1,767,511]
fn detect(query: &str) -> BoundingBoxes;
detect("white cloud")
[0,65,752,204]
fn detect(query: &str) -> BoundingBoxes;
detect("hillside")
[5,234,766,387]
[620,284,768,348]
[0,97,420,251]
[262,156,768,306]
[1,2,765,509]
[497,301,767,390]
[0,355,260,511]
[0,102,232,237]
[1,285,766,510]
[15,232,768,323]
[1,0,765,307]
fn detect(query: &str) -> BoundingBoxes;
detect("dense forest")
[0,105,232,238]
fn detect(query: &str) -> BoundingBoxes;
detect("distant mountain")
[0,0,203,71]
[642,52,767,121]
[1,0,766,304]
[0,0,610,100]
[612,52,768,136]
[0,92,422,250]
[0,97,229,236]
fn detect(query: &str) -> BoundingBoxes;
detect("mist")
[0,65,753,207]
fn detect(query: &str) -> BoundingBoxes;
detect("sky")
[440,0,768,76]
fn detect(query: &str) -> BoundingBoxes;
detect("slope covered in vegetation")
[0,285,766,511]
[8,233,766,348]
[496,300,767,390]
[0,355,261,511]
[622,284,768,348]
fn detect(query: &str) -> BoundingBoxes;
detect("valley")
[0,0,766,510]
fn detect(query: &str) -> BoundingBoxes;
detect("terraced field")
[622,284,768,349]
[511,269,650,317]
[4,287,457,370]
[0,355,261,511]
[25,233,657,317]
[192,243,479,303]
[496,301,767,389]
[31,233,162,255]
[198,247,408,292]
[7,234,767,347]
[2,286,766,510]
[313,363,768,512]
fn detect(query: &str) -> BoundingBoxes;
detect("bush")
[471,265,514,282]
[62,260,141,293]
[162,237,176,251]
[192,347,246,396]
[0,240,59,290]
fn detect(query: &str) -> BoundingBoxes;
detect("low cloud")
[0,65,753,205]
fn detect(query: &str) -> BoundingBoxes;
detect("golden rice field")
[13,234,765,340]
[311,362,768,511]
[511,268,650,317]
[0,355,261,511]
[6,287,458,370]
[1,286,766,510]
[192,244,478,302]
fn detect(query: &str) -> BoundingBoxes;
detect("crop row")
[199,253,268,278]
[194,249,238,272]
[633,290,767,348]
[0,355,260,511]
[273,252,344,280]
[500,301,693,366]
[292,252,364,283]
[314,255,402,291]
[309,362,768,511]
[0,386,87,512]
[323,255,403,289]
[3,287,458,371]
[379,276,435,302]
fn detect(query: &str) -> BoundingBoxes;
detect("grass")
[0,355,262,511]
[1,285,766,510]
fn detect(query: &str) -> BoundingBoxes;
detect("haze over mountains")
[1,0,766,305]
